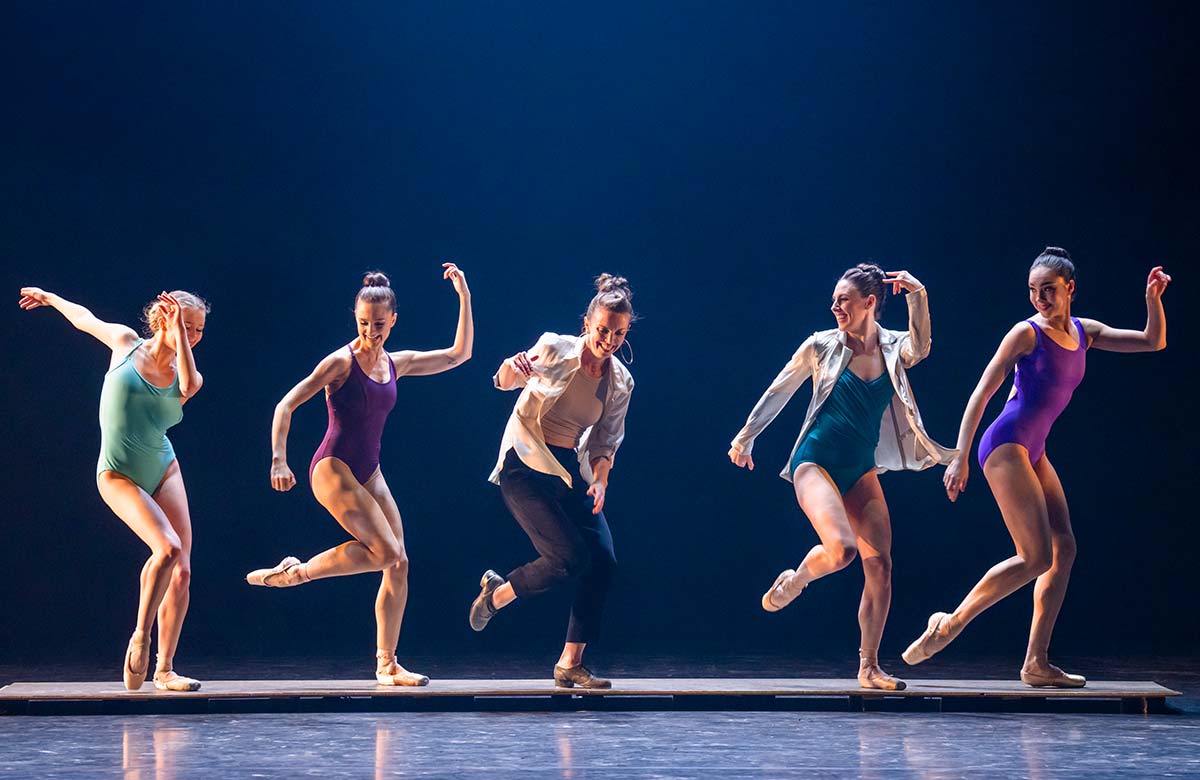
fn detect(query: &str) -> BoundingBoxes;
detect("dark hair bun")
[595,273,632,298]
[1043,246,1072,260]
[855,263,886,283]
[363,271,391,288]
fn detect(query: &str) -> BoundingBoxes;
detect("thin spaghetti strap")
[119,338,144,365]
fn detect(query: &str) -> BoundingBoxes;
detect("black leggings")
[499,447,617,644]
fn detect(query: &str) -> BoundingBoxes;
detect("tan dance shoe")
[901,612,959,665]
[245,556,307,587]
[123,630,151,691]
[375,651,430,687]
[1020,664,1086,688]
[153,670,202,692]
[858,651,907,691]
[761,569,803,612]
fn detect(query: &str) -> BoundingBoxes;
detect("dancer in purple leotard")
[902,248,1171,687]
[246,265,473,686]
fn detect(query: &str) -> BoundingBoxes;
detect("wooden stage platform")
[0,678,1180,715]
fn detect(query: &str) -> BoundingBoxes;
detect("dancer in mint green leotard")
[98,337,185,492]
[19,286,209,692]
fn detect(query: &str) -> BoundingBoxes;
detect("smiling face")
[1028,266,1075,318]
[583,308,631,360]
[355,300,397,349]
[830,279,875,331]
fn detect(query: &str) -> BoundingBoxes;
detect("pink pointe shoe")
[375,651,429,687]
[761,569,804,612]
[246,557,308,587]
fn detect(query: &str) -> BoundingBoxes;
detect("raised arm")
[155,292,203,402]
[391,263,474,377]
[269,351,351,491]
[943,323,1036,502]
[885,271,930,368]
[727,336,817,471]
[19,287,138,353]
[1079,266,1170,353]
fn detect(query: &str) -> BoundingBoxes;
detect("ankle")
[155,654,173,674]
[858,649,880,668]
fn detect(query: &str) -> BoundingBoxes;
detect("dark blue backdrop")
[2,2,1195,666]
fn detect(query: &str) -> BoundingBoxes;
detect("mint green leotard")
[97,339,184,493]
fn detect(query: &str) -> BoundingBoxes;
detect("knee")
[374,542,406,571]
[1023,547,1053,577]
[558,546,593,579]
[386,551,410,578]
[861,554,892,583]
[1052,533,1077,569]
[828,540,858,569]
[170,561,192,590]
[154,540,182,565]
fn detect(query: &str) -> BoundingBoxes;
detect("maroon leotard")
[310,345,397,484]
[977,318,1086,468]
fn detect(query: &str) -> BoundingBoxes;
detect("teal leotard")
[97,339,184,493]
[791,368,894,494]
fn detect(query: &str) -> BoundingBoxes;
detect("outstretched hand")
[18,287,51,310]
[1146,266,1171,300]
[728,447,755,471]
[884,271,922,295]
[443,263,470,297]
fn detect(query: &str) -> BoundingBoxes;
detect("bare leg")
[1022,456,1082,683]
[491,581,517,609]
[902,444,1053,665]
[144,462,200,690]
[262,459,404,581]
[843,473,904,690]
[558,642,585,668]
[97,470,182,689]
[363,472,426,686]
[949,446,1053,630]
[764,464,857,609]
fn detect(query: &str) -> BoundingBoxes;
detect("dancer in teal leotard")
[729,264,955,691]
[19,286,209,692]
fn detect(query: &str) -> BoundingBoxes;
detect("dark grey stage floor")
[2,652,1197,779]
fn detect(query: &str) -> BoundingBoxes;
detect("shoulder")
[532,332,577,358]
[315,346,354,376]
[997,320,1037,356]
[808,329,839,350]
[609,357,634,390]
[112,328,141,351]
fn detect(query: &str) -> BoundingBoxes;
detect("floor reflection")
[2,709,1194,779]
[121,722,191,780]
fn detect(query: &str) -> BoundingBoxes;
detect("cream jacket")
[490,333,634,488]
[731,287,957,482]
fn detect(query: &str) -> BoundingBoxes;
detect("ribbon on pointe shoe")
[857,649,907,691]
[375,650,429,687]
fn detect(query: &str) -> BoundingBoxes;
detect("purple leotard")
[977,318,1086,468]
[310,345,397,484]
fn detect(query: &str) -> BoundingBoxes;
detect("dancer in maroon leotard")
[902,248,1170,687]
[247,265,472,686]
